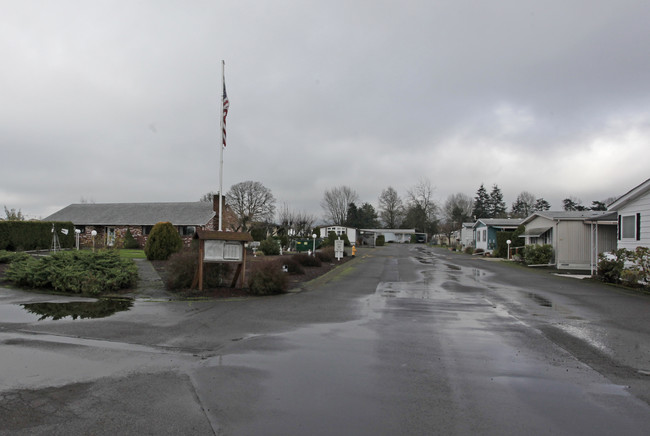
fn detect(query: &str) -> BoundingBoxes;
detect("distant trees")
[3,206,24,221]
[346,202,379,229]
[533,198,551,212]
[404,179,438,234]
[277,203,316,237]
[226,181,276,232]
[473,184,506,218]
[378,187,404,229]
[510,191,536,218]
[443,193,474,227]
[472,184,490,219]
[321,186,359,225]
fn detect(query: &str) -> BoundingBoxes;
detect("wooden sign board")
[204,240,243,262]
[193,230,252,290]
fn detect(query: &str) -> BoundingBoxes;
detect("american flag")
[222,82,229,147]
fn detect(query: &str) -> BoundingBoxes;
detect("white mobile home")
[608,178,650,251]
[520,211,617,271]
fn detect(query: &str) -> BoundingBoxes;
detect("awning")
[519,226,552,238]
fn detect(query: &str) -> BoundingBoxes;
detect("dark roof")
[43,202,215,226]
[194,229,252,242]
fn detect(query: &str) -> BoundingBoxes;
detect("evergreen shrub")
[123,229,140,249]
[376,235,385,246]
[144,222,183,260]
[259,237,280,255]
[0,221,75,251]
[523,244,553,265]
[5,251,137,295]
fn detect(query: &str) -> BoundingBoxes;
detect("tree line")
[210,179,617,240]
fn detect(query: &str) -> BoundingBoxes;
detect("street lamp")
[91,230,97,252]
[312,233,317,256]
[506,239,512,260]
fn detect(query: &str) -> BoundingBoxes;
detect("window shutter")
[637,213,641,241]
[618,215,621,240]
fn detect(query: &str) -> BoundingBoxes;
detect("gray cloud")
[1,0,649,220]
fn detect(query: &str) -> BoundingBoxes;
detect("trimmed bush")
[294,253,322,267]
[376,235,385,246]
[248,260,288,295]
[5,251,138,295]
[523,244,553,265]
[259,237,280,255]
[165,248,230,290]
[464,246,474,255]
[123,229,140,249]
[144,222,183,260]
[0,221,75,251]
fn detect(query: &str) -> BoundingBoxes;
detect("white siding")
[617,191,650,251]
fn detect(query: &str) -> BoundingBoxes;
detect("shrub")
[294,253,322,267]
[165,248,230,290]
[316,247,334,262]
[523,244,553,265]
[259,237,280,255]
[248,260,288,295]
[123,229,140,249]
[0,221,75,251]
[376,235,385,246]
[144,222,183,260]
[283,258,305,275]
[0,250,30,264]
[464,246,474,255]
[597,250,627,283]
[5,251,138,295]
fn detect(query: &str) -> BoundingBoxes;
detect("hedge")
[0,221,75,251]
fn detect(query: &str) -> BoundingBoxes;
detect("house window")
[620,214,640,240]
[178,226,196,236]
[482,230,486,241]
[142,225,154,235]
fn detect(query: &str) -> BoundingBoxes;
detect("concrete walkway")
[132,258,175,301]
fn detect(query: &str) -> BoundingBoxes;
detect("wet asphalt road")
[1,244,650,435]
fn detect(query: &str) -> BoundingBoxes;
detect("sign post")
[334,237,344,261]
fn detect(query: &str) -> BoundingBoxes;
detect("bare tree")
[443,193,474,227]
[225,181,276,232]
[405,178,438,234]
[407,178,438,221]
[321,185,359,225]
[378,186,404,228]
[277,203,316,237]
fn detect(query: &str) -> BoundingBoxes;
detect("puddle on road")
[19,298,133,321]
[528,293,553,308]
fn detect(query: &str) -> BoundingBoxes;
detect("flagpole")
[218,60,225,231]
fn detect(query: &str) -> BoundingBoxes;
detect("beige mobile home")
[519,211,617,271]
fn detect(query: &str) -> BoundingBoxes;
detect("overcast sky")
[2,0,649,222]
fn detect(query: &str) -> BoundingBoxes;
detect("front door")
[106,227,116,246]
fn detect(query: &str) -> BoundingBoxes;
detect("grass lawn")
[118,249,147,259]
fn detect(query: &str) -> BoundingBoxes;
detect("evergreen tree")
[533,198,551,212]
[472,184,490,219]
[488,184,507,218]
